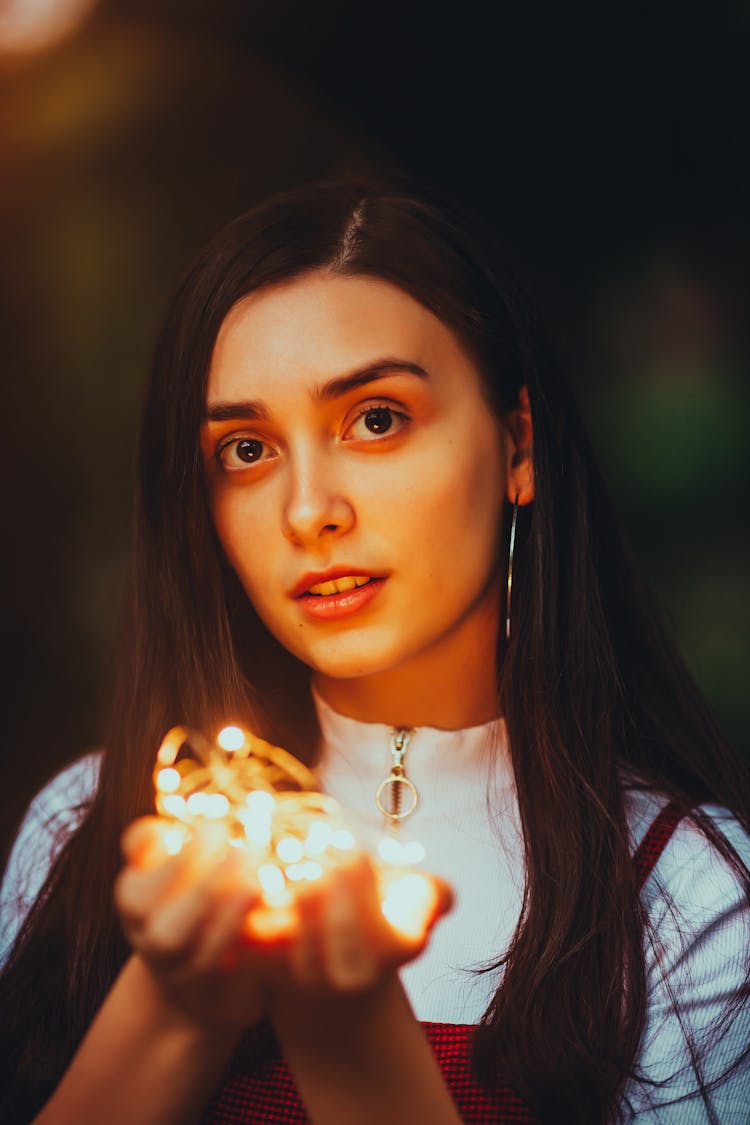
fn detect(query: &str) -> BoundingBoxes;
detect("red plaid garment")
[202,802,684,1124]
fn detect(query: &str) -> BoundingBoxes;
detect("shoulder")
[625,787,750,977]
[0,753,102,964]
[620,788,750,1119]
[625,788,750,931]
[9,753,103,857]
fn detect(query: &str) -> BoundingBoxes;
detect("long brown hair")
[2,178,749,1123]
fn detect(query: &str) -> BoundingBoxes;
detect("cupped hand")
[115,816,453,1032]
[276,854,453,995]
[115,816,274,1031]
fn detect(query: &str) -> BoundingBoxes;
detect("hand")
[274,853,453,996]
[115,816,453,1030]
[115,817,272,1032]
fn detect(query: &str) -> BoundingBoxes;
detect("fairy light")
[156,767,181,794]
[378,836,426,866]
[152,724,437,941]
[276,836,304,863]
[217,725,246,752]
[163,825,188,856]
[257,863,290,906]
[162,794,187,818]
[380,871,437,939]
[331,828,356,850]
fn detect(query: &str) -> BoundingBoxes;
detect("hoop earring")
[505,495,519,642]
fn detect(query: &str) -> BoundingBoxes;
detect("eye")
[345,403,409,441]
[216,435,275,471]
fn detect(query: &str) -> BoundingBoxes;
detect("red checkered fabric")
[632,800,685,892]
[203,1023,540,1124]
[202,802,683,1124]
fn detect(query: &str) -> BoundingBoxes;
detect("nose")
[281,447,355,548]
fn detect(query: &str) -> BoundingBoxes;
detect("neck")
[312,583,502,730]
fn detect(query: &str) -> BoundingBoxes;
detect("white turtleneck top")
[2,697,750,1120]
[312,690,523,1023]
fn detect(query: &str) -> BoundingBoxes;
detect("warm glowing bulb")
[304,821,332,856]
[203,793,231,819]
[331,828,356,851]
[277,836,305,863]
[217,725,246,752]
[380,872,437,940]
[378,836,404,864]
[245,906,295,942]
[238,806,272,849]
[378,836,427,866]
[163,826,185,855]
[162,794,187,818]
[186,792,209,815]
[156,767,181,794]
[246,790,276,814]
[402,840,426,865]
[258,863,290,906]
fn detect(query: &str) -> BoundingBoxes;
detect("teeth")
[307,576,372,596]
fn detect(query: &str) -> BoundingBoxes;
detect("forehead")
[206,270,475,404]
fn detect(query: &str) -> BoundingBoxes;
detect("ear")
[503,385,534,505]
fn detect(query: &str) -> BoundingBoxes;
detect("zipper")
[375,727,419,827]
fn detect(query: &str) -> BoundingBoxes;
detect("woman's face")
[202,270,513,701]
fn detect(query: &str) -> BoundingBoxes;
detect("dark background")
[1,0,748,867]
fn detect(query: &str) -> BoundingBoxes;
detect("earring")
[506,495,519,642]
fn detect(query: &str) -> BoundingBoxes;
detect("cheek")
[209,491,273,602]
[409,434,506,568]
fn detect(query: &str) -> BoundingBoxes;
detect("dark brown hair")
[2,177,749,1123]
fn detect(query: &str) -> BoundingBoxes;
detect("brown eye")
[216,435,273,471]
[235,438,264,463]
[343,401,409,443]
[363,407,393,434]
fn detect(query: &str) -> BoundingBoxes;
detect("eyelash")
[214,435,273,471]
[214,400,410,472]
[345,401,410,441]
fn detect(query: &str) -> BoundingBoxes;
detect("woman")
[1,178,749,1124]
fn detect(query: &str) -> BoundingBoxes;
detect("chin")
[290,631,408,681]
[303,651,390,680]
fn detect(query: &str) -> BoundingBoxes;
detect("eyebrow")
[204,358,429,422]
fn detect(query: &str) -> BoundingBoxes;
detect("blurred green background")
[1,0,748,863]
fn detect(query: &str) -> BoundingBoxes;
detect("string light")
[152,725,436,941]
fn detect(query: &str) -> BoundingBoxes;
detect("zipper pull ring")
[375,728,419,827]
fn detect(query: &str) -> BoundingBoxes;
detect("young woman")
[1,178,749,1125]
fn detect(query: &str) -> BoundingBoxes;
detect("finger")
[192,865,264,972]
[141,853,248,962]
[288,879,327,989]
[339,853,402,946]
[321,866,377,990]
[378,868,448,950]
[121,817,175,868]
[121,817,229,871]
[115,849,194,931]
[115,824,236,947]
[120,816,235,910]
[430,875,455,921]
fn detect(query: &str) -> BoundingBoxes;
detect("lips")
[290,568,388,621]
[306,575,371,596]
[290,568,384,599]
[296,577,386,621]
